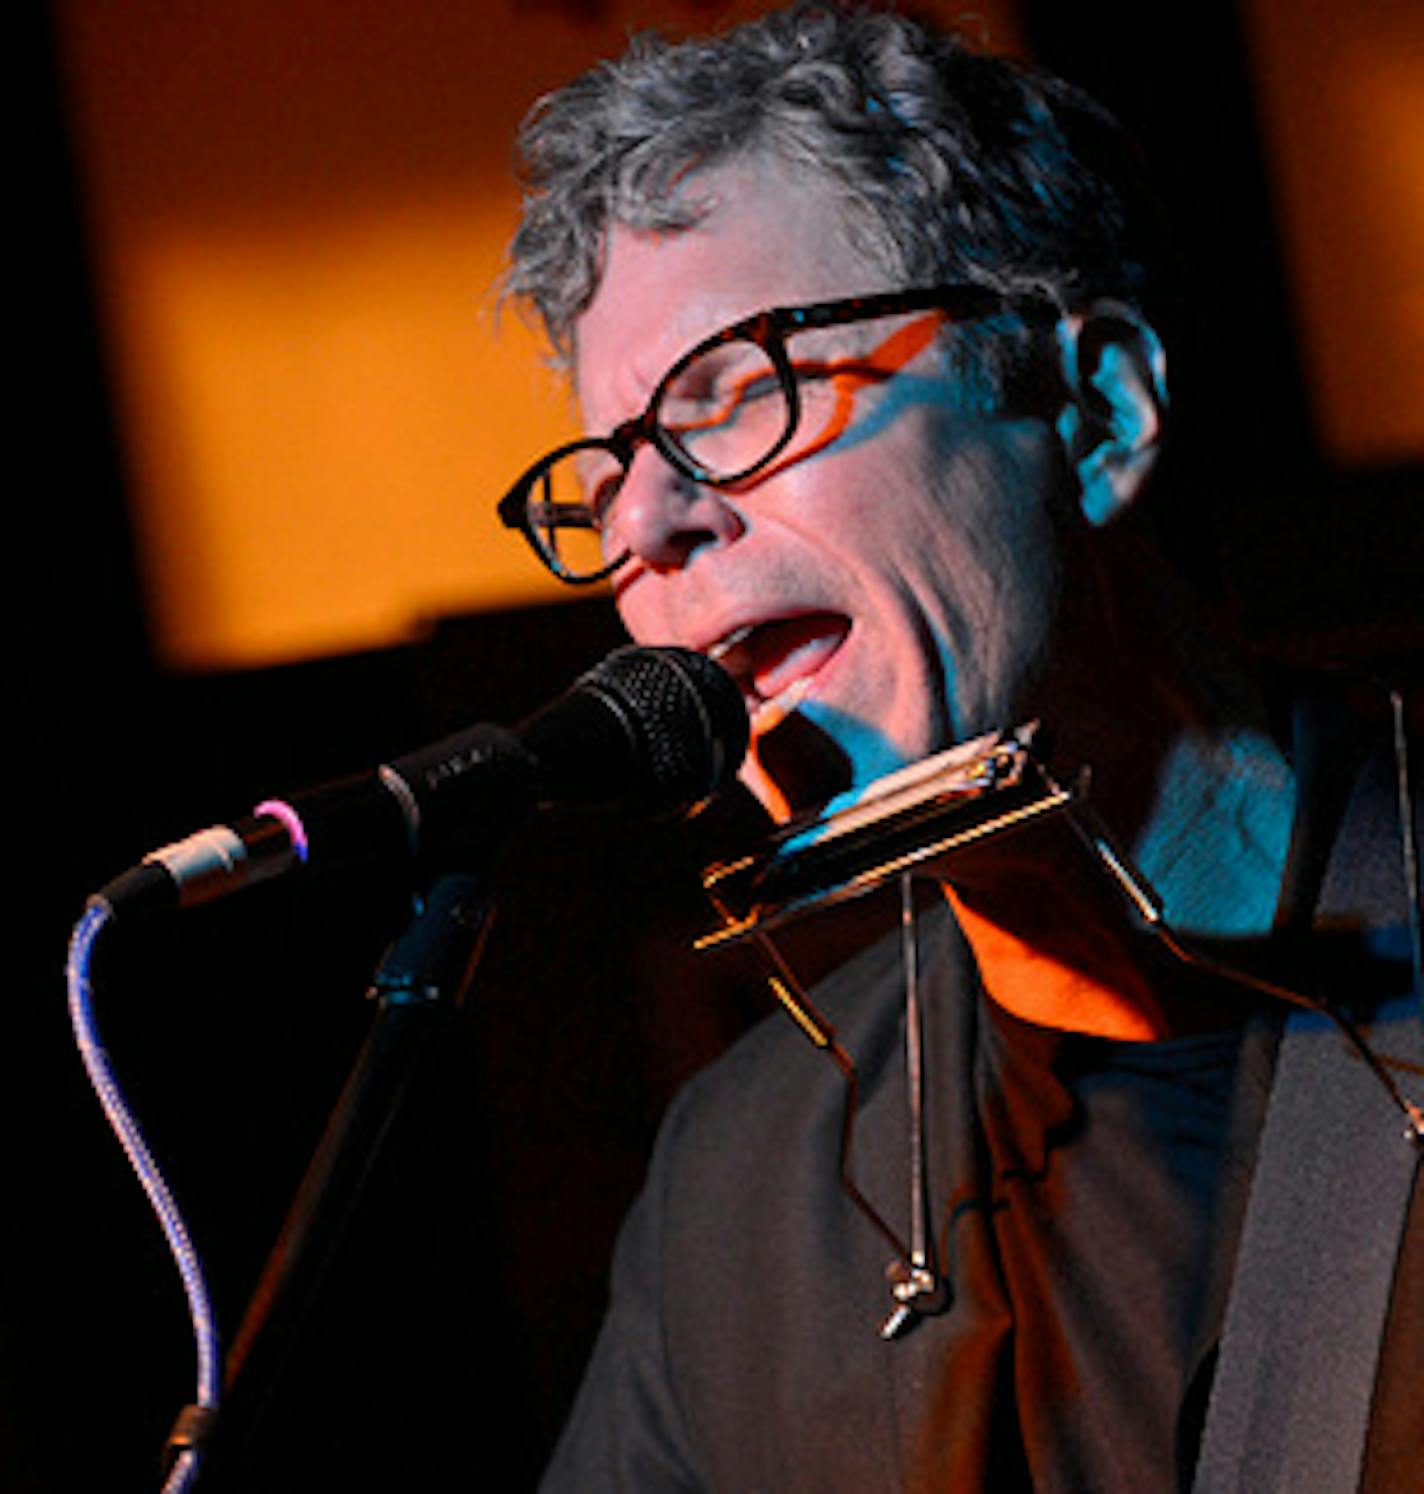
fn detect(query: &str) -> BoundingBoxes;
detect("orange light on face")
[749,309,953,484]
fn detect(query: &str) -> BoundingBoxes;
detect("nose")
[607,446,747,571]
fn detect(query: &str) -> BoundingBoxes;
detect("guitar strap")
[1193,692,1422,1492]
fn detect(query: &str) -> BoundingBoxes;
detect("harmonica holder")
[694,724,1087,1337]
[692,722,1422,1341]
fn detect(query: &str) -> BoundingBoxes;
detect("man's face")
[574,157,1072,818]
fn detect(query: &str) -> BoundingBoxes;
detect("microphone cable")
[66,898,220,1493]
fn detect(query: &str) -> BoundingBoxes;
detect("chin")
[744,709,863,820]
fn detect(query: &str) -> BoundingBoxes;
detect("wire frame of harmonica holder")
[690,719,1422,1343]
[696,721,1421,1141]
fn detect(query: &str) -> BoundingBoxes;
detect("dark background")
[15,3,1421,1491]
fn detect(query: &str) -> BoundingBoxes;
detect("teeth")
[707,624,754,664]
[703,619,828,730]
[750,674,811,734]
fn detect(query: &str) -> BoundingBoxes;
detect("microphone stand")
[181,871,495,1490]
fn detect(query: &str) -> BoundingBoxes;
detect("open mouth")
[707,612,850,717]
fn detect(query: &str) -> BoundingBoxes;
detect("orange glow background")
[52,0,1419,672]
[1240,0,1424,465]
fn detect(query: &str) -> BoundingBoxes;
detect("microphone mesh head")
[581,646,749,815]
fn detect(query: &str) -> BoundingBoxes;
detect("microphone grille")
[582,646,749,815]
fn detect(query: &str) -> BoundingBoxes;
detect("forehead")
[573,157,884,423]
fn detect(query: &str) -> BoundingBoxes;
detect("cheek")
[895,426,1067,724]
[922,421,1064,590]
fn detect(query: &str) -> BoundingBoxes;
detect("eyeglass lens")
[528,446,625,581]
[657,336,793,480]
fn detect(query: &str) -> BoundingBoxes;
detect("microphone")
[94,645,748,921]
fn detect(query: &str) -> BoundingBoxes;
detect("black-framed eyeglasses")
[497,283,1027,585]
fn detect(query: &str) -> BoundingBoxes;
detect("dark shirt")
[923,998,1273,1490]
[543,706,1419,1490]
[541,899,1418,1491]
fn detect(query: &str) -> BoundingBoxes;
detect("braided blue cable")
[66,900,220,1490]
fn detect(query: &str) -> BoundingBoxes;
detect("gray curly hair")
[505,2,1167,367]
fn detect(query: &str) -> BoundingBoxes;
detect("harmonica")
[697,724,1081,948]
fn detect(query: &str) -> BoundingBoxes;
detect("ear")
[1054,302,1168,527]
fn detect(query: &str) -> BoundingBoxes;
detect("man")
[496,5,1420,1488]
